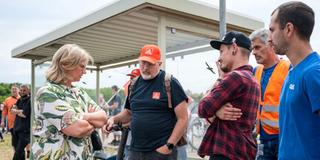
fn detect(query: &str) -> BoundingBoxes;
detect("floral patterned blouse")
[32,82,101,160]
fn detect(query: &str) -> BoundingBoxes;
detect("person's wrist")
[166,142,174,150]
[110,116,116,123]
[81,113,89,121]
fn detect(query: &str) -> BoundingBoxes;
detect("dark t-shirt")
[13,95,31,132]
[108,94,122,116]
[125,70,187,152]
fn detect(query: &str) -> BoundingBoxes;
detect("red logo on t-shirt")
[152,92,160,99]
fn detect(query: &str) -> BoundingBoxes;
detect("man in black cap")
[198,31,260,160]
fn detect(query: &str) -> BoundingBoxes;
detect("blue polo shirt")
[125,70,187,152]
[279,52,320,160]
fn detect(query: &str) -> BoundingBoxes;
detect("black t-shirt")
[125,70,187,152]
[14,95,31,132]
[108,94,122,116]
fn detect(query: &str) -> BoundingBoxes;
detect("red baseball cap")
[138,44,161,64]
[126,68,140,77]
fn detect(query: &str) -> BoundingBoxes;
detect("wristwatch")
[166,143,174,150]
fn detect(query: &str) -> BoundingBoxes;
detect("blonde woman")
[32,44,107,160]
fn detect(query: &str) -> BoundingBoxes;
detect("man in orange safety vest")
[250,28,290,160]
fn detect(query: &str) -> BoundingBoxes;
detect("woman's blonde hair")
[46,44,93,84]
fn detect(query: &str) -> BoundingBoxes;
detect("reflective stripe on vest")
[261,119,279,128]
[254,60,290,134]
[262,104,279,113]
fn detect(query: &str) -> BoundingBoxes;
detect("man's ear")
[285,22,294,38]
[232,43,238,55]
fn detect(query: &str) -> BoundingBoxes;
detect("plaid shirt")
[198,65,260,160]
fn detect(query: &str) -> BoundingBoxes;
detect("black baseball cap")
[210,31,251,51]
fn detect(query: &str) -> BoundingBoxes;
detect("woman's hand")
[87,104,95,113]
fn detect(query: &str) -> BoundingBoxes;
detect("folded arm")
[83,110,108,128]
[198,72,242,118]
[11,109,27,118]
[215,103,242,121]
[61,119,95,138]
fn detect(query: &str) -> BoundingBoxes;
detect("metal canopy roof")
[12,0,263,69]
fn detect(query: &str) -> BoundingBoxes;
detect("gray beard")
[141,70,160,80]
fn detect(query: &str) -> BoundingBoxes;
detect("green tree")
[0,82,19,102]
[84,87,125,105]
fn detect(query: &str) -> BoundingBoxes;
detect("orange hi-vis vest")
[254,60,290,134]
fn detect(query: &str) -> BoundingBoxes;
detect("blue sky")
[1,0,319,93]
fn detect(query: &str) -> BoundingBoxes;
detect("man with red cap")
[105,44,189,160]
[121,68,141,160]
[127,68,141,78]
[123,69,141,96]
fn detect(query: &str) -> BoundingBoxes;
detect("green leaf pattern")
[32,82,97,160]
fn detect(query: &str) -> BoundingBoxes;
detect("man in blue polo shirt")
[105,44,188,160]
[269,1,320,159]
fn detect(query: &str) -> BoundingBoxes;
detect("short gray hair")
[249,28,269,44]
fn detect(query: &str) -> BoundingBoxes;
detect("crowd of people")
[1,1,319,160]
[197,2,319,160]
[1,84,31,160]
